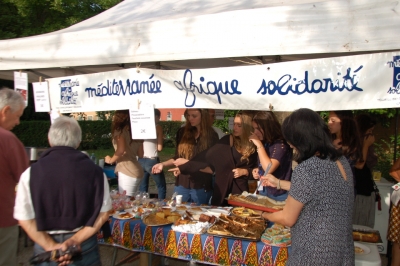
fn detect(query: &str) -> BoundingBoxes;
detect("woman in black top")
[152,109,218,205]
[174,111,258,206]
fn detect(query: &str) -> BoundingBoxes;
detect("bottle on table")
[90,153,97,164]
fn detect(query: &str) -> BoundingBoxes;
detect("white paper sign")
[228,117,234,131]
[129,103,156,139]
[49,110,61,124]
[32,82,51,112]
[215,109,224,120]
[14,71,28,105]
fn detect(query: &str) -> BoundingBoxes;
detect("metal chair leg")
[111,246,118,266]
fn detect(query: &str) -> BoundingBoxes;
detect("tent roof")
[0,0,399,81]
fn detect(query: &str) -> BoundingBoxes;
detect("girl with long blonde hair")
[173,110,258,206]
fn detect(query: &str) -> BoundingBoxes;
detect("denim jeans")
[33,234,100,266]
[138,157,167,199]
[259,189,288,201]
[174,185,212,205]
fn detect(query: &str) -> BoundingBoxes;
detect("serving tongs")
[245,162,272,202]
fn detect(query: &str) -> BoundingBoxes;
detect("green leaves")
[0,0,122,40]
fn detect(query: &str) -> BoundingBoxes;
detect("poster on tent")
[14,71,28,105]
[32,82,51,112]
[129,102,156,139]
[46,52,400,113]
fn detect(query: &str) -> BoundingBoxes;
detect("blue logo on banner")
[59,79,79,105]
[387,56,400,94]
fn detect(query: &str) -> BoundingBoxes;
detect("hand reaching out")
[252,168,260,180]
[152,163,163,174]
[232,168,247,178]
[260,174,279,188]
[168,167,180,177]
[173,158,188,166]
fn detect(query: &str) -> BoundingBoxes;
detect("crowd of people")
[1,84,399,265]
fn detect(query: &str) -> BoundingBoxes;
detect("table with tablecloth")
[98,217,290,266]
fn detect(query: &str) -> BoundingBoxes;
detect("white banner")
[47,52,400,113]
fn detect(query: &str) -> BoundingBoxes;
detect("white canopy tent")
[0,0,399,82]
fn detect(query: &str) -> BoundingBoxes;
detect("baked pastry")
[118,212,133,219]
[352,231,379,243]
[155,212,165,219]
[162,208,171,215]
[209,215,216,224]
[199,214,211,222]
[167,215,180,223]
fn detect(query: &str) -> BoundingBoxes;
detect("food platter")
[142,212,181,226]
[227,192,285,213]
[143,216,173,226]
[231,207,261,219]
[352,225,382,244]
[207,214,266,241]
[261,223,291,247]
[207,208,230,217]
[354,242,371,255]
[171,217,211,234]
[112,212,135,220]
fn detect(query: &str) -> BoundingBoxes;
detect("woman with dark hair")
[152,109,218,205]
[105,110,144,196]
[262,108,354,265]
[173,111,258,206]
[249,111,292,201]
[328,110,362,168]
[353,113,378,227]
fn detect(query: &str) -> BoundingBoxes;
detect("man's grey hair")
[48,116,82,148]
[0,87,25,112]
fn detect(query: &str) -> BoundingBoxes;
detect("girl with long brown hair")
[105,110,144,196]
[249,111,292,201]
[152,109,218,205]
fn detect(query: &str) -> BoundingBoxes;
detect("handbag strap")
[372,179,379,193]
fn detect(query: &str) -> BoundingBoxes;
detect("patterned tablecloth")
[98,217,290,266]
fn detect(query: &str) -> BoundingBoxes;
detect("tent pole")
[395,108,399,162]
[387,108,399,265]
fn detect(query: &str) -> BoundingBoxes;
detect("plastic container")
[90,153,97,164]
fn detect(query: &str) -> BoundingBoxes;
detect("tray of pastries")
[207,214,266,241]
[352,225,382,244]
[171,213,216,234]
[231,207,262,219]
[261,223,291,247]
[228,192,285,213]
[142,209,181,226]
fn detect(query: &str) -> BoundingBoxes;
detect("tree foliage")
[0,0,123,40]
